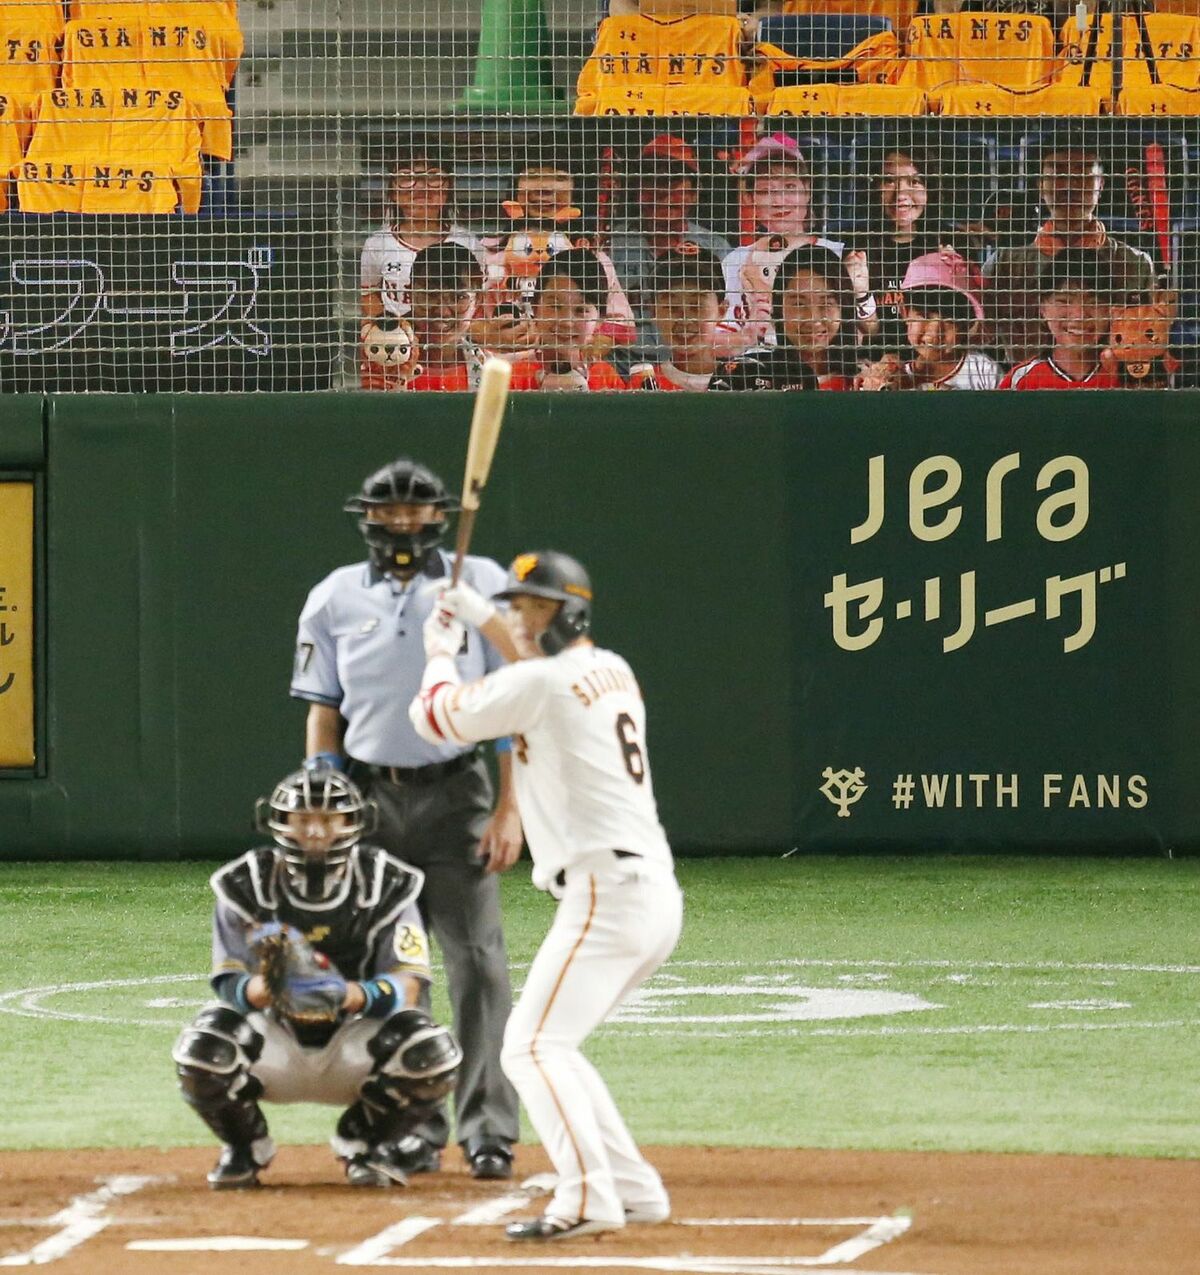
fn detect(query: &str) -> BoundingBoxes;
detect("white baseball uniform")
[410,643,683,1228]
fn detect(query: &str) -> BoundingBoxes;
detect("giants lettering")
[75,25,133,49]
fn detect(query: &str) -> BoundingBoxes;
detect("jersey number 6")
[615,712,646,785]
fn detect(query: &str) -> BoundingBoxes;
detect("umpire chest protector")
[212,845,424,981]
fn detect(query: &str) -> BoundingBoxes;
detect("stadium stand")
[61,7,241,159]
[0,90,31,213]
[17,85,204,213]
[2,0,1200,390]
[898,14,1059,92]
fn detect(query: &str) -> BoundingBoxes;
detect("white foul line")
[127,1237,309,1252]
[336,1218,442,1266]
[0,1175,161,1268]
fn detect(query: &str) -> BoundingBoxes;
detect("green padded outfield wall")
[0,391,1197,857]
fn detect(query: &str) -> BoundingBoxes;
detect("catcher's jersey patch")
[394,923,429,965]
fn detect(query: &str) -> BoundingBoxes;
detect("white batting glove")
[422,609,466,661]
[438,582,496,629]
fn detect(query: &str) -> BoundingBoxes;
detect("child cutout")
[901,251,998,390]
[509,248,628,392]
[858,250,997,391]
[633,248,727,391]
[1000,248,1120,390]
[405,243,485,391]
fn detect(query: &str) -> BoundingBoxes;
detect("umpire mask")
[344,457,459,577]
[256,764,375,903]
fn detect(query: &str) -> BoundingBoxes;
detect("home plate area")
[1,1145,1196,1274]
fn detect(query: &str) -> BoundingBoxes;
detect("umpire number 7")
[615,712,645,785]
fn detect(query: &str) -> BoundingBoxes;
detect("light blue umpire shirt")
[290,548,508,767]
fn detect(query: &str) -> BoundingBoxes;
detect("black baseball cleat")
[505,1216,620,1241]
[387,1134,441,1174]
[207,1138,274,1190]
[344,1145,410,1188]
[624,1204,671,1224]
[467,1138,513,1180]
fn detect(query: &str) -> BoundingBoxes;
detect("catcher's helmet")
[255,764,376,903]
[496,550,593,656]
[344,457,459,576]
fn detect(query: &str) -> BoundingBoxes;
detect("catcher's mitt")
[251,922,347,1026]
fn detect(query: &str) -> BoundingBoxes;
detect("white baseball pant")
[501,855,683,1227]
[247,1013,379,1106]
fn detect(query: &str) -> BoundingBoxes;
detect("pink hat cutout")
[733,132,805,175]
[901,250,984,321]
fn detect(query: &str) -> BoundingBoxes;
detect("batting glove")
[438,582,496,629]
[423,609,466,661]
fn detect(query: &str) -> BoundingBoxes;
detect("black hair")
[409,242,482,295]
[1038,247,1114,300]
[647,247,726,298]
[533,247,607,312]
[902,285,976,329]
[865,147,941,236]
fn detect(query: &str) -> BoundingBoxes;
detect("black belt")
[349,752,476,786]
[554,849,640,890]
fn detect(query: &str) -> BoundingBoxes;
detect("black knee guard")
[368,1010,462,1108]
[336,1012,462,1148]
[172,1005,268,1146]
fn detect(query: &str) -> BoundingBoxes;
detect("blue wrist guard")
[306,751,346,772]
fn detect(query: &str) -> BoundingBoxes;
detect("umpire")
[290,456,520,1180]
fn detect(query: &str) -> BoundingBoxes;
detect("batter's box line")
[333,1213,912,1270]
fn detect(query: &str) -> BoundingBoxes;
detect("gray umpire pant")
[356,755,519,1153]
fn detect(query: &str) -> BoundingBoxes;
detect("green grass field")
[2,856,1197,1159]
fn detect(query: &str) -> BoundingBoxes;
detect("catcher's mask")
[344,457,459,577]
[495,549,593,656]
[256,764,376,903]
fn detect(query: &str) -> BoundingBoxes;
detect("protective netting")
[0,0,1197,391]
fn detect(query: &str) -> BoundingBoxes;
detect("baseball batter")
[410,551,683,1241]
[171,764,461,1189]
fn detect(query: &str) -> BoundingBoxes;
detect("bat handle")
[451,509,477,586]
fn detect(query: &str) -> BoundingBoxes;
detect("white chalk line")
[0,1175,161,1268]
[325,1213,911,1270]
[675,1219,883,1227]
[616,1017,1200,1040]
[334,1262,933,1274]
[1,959,1194,1037]
[336,1218,443,1267]
[128,1237,308,1252]
[451,1196,539,1226]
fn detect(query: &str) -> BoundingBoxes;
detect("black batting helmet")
[255,764,376,903]
[344,457,459,576]
[496,550,593,656]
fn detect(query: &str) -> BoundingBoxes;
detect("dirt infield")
[0,1144,1196,1273]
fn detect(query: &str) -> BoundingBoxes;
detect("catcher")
[171,762,461,1190]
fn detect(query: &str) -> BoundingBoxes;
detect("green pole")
[459,0,566,112]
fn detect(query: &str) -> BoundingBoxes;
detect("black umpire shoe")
[208,1142,271,1190]
[466,1137,513,1180]
[344,1146,409,1188]
[505,1216,619,1241]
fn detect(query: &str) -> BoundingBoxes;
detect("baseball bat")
[451,356,512,586]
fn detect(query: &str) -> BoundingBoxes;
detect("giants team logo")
[820,766,868,818]
[512,553,540,581]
